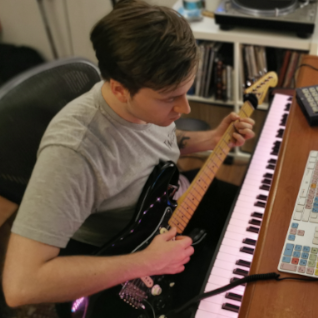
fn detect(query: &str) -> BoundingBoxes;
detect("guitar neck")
[168,100,255,234]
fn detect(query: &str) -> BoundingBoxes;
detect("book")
[244,45,254,86]
[200,42,213,96]
[215,59,223,100]
[195,43,206,96]
[222,65,227,101]
[278,50,291,87]
[255,46,267,76]
[226,65,233,101]
[294,52,306,87]
[239,44,246,96]
[204,42,222,98]
[283,51,300,88]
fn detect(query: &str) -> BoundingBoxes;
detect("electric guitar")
[70,72,278,318]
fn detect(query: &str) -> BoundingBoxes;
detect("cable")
[293,63,318,88]
[165,271,318,317]
[144,299,156,318]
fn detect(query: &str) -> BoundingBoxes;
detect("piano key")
[233,268,249,276]
[222,303,240,313]
[243,238,256,246]
[251,212,263,219]
[260,184,270,191]
[240,246,254,254]
[213,259,250,273]
[230,277,246,286]
[235,259,251,268]
[246,226,259,234]
[249,219,262,226]
[199,301,239,318]
[257,195,268,201]
[254,201,266,208]
[225,292,243,302]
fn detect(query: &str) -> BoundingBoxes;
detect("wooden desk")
[239,55,318,317]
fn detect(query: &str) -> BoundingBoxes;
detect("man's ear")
[109,79,130,103]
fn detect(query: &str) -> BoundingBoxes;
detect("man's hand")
[214,112,255,148]
[141,227,194,275]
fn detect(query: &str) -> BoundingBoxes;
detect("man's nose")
[174,95,191,115]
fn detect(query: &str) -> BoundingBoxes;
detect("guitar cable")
[163,272,318,318]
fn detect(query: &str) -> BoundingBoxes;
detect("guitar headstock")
[244,71,278,105]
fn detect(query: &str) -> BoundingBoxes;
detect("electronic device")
[214,0,317,38]
[278,150,318,278]
[296,85,318,126]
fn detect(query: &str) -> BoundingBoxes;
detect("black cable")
[166,271,318,317]
[166,272,279,317]
[293,63,318,88]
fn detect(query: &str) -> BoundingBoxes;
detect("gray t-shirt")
[12,81,180,248]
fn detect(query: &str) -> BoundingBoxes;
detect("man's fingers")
[160,227,177,241]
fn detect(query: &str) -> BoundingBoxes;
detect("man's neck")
[101,82,145,124]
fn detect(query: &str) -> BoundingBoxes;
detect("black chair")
[0,57,101,206]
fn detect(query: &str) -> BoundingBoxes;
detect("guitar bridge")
[119,280,147,309]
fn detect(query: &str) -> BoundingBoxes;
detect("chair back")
[0,57,101,204]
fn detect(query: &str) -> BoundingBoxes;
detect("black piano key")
[276,129,284,138]
[247,226,259,234]
[243,238,256,246]
[251,212,263,219]
[280,114,288,126]
[254,201,266,208]
[240,246,255,254]
[236,259,251,268]
[230,277,246,286]
[222,303,240,313]
[249,219,262,226]
[262,178,272,185]
[233,268,249,277]
[268,159,277,164]
[225,292,243,302]
[257,194,268,201]
[260,184,270,191]
[266,163,276,169]
[285,102,291,111]
[263,173,273,179]
[288,96,293,101]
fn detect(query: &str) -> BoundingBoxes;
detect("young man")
[3,0,254,315]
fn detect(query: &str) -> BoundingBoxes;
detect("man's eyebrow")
[160,93,183,99]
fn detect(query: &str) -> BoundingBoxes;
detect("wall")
[0,0,177,63]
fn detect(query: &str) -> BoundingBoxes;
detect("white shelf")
[187,94,234,106]
[189,15,318,52]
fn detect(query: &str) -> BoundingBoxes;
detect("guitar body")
[72,160,181,318]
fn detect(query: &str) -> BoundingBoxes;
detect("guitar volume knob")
[151,284,162,296]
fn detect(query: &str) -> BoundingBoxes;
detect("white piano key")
[224,229,258,241]
[198,301,239,318]
[195,309,219,318]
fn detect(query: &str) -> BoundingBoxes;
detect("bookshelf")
[181,4,318,158]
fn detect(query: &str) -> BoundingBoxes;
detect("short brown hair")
[90,0,198,95]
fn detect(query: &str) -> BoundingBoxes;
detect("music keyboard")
[195,94,291,318]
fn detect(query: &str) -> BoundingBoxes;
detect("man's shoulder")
[39,81,106,153]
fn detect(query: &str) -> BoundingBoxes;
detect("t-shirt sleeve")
[11,145,97,248]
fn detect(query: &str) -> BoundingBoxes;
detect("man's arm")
[3,228,193,307]
[176,112,255,155]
